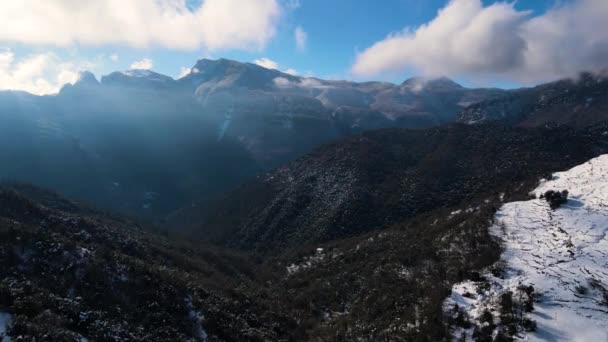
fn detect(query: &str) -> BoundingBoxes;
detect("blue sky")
[244,0,560,82]
[0,0,604,95]
[77,0,560,80]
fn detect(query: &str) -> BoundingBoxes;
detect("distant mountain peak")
[75,71,99,85]
[401,76,463,91]
[183,57,298,91]
[58,71,99,94]
[121,69,154,78]
[191,58,245,73]
[100,69,174,87]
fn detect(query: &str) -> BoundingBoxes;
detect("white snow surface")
[446,154,608,341]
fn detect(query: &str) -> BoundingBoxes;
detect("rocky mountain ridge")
[459,72,608,127]
[0,58,505,220]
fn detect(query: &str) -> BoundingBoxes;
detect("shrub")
[494,328,514,342]
[517,285,535,312]
[522,318,537,332]
[453,306,471,329]
[575,285,588,295]
[542,190,569,209]
[480,309,494,325]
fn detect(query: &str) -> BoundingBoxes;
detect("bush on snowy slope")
[446,154,608,341]
[540,189,569,209]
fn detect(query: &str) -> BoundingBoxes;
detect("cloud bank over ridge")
[352,0,608,83]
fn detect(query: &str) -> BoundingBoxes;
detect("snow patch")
[217,107,233,141]
[185,297,207,342]
[445,154,608,341]
[287,247,326,274]
[0,312,11,342]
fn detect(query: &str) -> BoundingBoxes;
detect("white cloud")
[254,57,298,75]
[284,68,298,75]
[352,0,608,83]
[130,58,153,70]
[0,0,282,51]
[254,57,279,70]
[110,53,119,62]
[273,76,323,88]
[0,49,92,95]
[273,77,292,88]
[294,26,307,51]
[178,66,191,78]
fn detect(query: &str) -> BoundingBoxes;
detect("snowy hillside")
[445,154,608,341]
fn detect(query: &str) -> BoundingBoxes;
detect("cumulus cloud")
[254,57,298,75]
[0,0,282,51]
[273,77,292,88]
[295,26,307,51]
[110,54,119,62]
[0,49,92,95]
[178,66,191,79]
[273,76,323,88]
[254,57,279,70]
[130,58,154,70]
[352,0,608,83]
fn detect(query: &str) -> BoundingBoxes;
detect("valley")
[3,0,608,340]
[2,116,608,340]
[1,60,608,342]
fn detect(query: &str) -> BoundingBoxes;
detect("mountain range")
[2,57,608,341]
[459,72,608,127]
[0,58,506,219]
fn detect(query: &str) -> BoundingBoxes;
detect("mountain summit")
[101,69,175,87]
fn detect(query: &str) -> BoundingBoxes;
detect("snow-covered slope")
[446,154,608,341]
